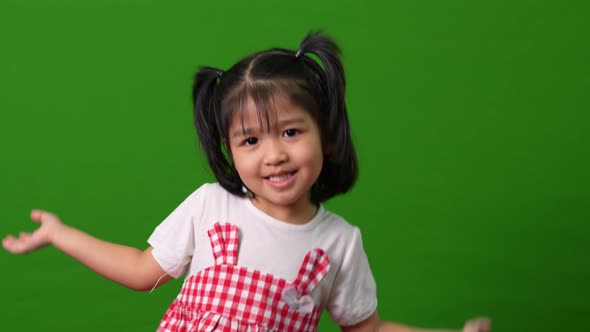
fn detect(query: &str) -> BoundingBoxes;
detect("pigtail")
[297,32,346,118]
[297,32,358,202]
[192,67,235,190]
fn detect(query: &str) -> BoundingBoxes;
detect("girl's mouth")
[265,171,297,188]
[266,172,295,182]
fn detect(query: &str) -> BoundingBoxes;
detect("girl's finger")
[2,235,16,248]
[2,235,26,253]
[31,209,47,222]
[2,234,16,242]
[465,318,491,332]
[31,209,58,223]
[477,318,491,331]
[19,232,32,241]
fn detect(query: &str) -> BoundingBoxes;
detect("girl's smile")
[228,98,324,224]
[265,170,297,189]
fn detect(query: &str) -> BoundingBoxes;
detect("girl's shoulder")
[315,207,364,245]
[191,182,224,195]
[182,182,230,203]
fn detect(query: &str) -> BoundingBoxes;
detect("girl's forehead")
[229,97,308,131]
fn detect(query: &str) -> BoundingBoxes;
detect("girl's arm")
[2,209,172,291]
[341,311,491,332]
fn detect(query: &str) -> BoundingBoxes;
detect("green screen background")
[1,1,588,331]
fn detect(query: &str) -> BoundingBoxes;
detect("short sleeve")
[147,184,208,278]
[327,227,378,326]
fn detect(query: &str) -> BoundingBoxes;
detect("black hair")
[192,31,357,204]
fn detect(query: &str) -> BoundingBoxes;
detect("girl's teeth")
[269,173,291,181]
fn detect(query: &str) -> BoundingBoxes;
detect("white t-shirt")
[148,183,377,326]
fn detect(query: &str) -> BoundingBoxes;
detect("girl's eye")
[283,129,300,137]
[244,137,258,146]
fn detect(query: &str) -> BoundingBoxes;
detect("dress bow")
[281,284,315,314]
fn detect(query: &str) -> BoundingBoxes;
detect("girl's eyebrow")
[230,117,306,138]
[277,117,306,127]
[231,127,256,138]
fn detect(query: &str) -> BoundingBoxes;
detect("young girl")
[3,32,490,332]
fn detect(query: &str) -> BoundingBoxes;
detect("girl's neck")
[249,196,319,225]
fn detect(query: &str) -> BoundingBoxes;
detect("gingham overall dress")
[157,222,331,332]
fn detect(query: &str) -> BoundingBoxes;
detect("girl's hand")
[462,317,491,332]
[2,209,64,254]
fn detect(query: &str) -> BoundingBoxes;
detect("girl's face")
[228,98,324,224]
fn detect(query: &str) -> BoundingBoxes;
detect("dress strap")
[207,222,239,265]
[291,248,330,295]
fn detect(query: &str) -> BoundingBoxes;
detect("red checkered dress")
[157,222,331,332]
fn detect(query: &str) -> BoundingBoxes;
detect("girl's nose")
[263,141,288,165]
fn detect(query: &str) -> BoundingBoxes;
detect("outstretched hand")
[2,210,64,254]
[462,317,491,332]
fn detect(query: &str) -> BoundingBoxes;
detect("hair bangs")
[220,79,316,140]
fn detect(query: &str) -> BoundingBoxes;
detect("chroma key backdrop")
[0,1,588,331]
